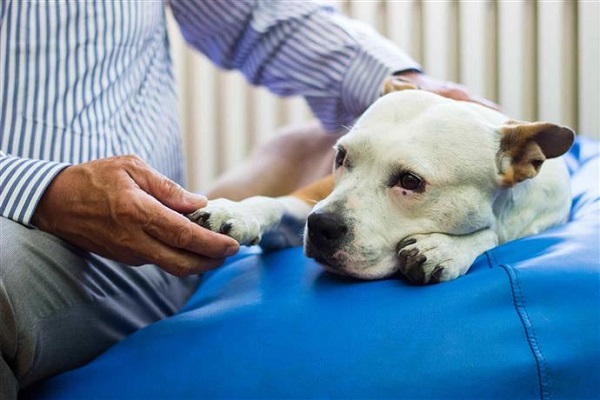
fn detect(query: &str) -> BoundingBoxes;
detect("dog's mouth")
[305,240,350,276]
[305,237,398,280]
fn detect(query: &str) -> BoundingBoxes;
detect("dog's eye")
[334,147,347,169]
[398,173,423,191]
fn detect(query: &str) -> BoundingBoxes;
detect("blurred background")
[166,0,599,192]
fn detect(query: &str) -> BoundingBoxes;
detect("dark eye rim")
[399,173,423,191]
[334,146,347,169]
[387,171,425,192]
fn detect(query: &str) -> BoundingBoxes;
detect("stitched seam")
[485,249,499,268]
[500,263,552,400]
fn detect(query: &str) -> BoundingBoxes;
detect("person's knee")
[1,218,40,392]
[1,217,93,325]
[0,217,89,384]
[0,217,133,386]
[0,217,199,389]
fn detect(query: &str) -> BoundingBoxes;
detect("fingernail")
[225,245,239,257]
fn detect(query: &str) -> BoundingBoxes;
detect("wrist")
[31,166,74,231]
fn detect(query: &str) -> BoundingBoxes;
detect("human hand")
[31,155,240,276]
[393,70,501,111]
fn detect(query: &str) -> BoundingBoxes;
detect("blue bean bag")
[27,137,599,399]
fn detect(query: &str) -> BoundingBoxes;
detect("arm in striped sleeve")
[168,0,421,132]
[0,151,71,226]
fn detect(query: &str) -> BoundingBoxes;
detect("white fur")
[189,196,311,248]
[192,90,572,284]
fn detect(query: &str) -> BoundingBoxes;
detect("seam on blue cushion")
[500,263,552,400]
[485,250,499,269]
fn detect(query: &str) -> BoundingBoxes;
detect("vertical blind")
[167,0,599,192]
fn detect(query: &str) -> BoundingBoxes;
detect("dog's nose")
[307,210,348,247]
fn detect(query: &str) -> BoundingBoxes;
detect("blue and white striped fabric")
[0,0,419,227]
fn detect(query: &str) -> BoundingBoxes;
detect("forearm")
[169,0,421,132]
[0,151,70,226]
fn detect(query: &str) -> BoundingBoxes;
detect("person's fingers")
[435,86,502,111]
[123,155,208,213]
[159,255,226,277]
[398,72,502,111]
[51,213,227,276]
[121,233,227,276]
[139,194,240,259]
[435,87,468,101]
[108,156,239,260]
[137,236,227,276]
[467,94,503,111]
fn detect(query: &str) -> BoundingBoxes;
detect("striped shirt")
[0,0,419,227]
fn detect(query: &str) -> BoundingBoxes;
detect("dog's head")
[304,85,574,280]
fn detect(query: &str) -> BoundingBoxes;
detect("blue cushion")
[27,137,599,399]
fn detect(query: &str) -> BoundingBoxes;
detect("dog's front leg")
[396,229,498,285]
[188,196,312,250]
[190,175,333,250]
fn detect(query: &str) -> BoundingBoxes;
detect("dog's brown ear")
[381,77,419,96]
[498,121,574,187]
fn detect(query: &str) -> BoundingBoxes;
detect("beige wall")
[167,0,599,192]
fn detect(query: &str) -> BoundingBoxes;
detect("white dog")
[189,83,574,284]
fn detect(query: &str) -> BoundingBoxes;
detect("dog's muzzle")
[307,210,348,248]
[304,210,354,274]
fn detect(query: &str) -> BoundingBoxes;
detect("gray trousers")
[0,217,200,398]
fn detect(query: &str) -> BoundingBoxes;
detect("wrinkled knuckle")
[158,175,182,198]
[118,155,148,172]
[173,226,194,249]
[126,154,144,164]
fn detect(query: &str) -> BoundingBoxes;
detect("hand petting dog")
[393,70,502,111]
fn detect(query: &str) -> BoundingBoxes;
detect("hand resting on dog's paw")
[397,230,498,285]
[188,199,262,246]
[187,196,302,249]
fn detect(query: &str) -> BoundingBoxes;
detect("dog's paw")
[188,199,262,246]
[396,234,470,285]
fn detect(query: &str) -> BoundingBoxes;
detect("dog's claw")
[398,247,419,264]
[220,222,233,235]
[187,201,265,246]
[398,247,429,284]
[397,235,459,284]
[397,237,417,251]
[188,210,211,226]
[405,255,428,285]
[429,265,445,284]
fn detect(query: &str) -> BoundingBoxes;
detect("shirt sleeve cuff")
[0,155,71,227]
